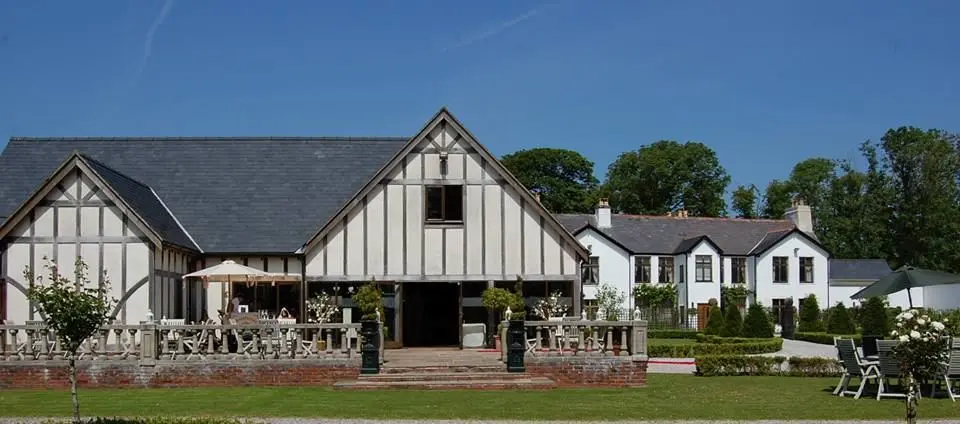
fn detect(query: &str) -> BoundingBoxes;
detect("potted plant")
[305,292,339,351]
[482,287,523,350]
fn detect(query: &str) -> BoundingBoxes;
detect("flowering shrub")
[890,309,950,422]
[305,292,339,324]
[533,291,568,320]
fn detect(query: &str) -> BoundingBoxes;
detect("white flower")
[916,318,926,326]
[932,321,946,331]
[891,330,899,336]
[944,318,949,323]
[910,330,921,339]
[899,335,910,342]
[902,312,914,320]
[897,321,904,327]
[908,309,919,315]
[921,315,930,320]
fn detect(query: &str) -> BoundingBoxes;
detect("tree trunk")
[68,356,81,424]
[905,373,918,424]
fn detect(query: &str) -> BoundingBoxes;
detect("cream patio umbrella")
[183,260,272,288]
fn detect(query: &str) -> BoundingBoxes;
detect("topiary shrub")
[860,296,890,337]
[797,294,825,333]
[703,304,724,336]
[826,302,856,335]
[720,304,742,337]
[742,303,774,338]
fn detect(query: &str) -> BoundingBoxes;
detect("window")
[773,256,789,283]
[679,264,685,283]
[658,257,674,283]
[582,256,599,285]
[425,185,463,223]
[800,257,814,283]
[731,257,747,284]
[635,256,651,284]
[695,255,713,282]
[583,299,599,320]
[772,298,787,325]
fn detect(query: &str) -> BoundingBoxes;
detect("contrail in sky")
[441,3,551,52]
[133,0,174,83]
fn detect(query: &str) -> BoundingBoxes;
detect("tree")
[595,283,626,320]
[730,184,760,218]
[482,287,522,322]
[797,294,825,333]
[703,304,725,336]
[605,140,731,216]
[879,127,960,271]
[860,296,891,337]
[826,302,856,335]
[720,304,743,337]
[742,303,774,338]
[761,179,793,219]
[501,148,600,213]
[788,157,836,211]
[26,257,115,424]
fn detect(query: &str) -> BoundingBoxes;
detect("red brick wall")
[526,356,648,387]
[0,360,360,389]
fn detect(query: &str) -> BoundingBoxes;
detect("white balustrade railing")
[0,321,363,361]
[500,319,648,358]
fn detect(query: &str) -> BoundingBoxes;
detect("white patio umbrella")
[182,260,271,288]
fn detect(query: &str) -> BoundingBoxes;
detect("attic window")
[425,185,463,223]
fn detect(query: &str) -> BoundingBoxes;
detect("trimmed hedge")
[695,355,843,377]
[649,329,700,339]
[794,331,861,346]
[649,337,783,357]
[696,334,777,344]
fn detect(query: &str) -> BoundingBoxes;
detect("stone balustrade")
[0,321,363,361]
[501,319,648,358]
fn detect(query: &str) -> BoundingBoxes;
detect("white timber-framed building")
[0,108,589,348]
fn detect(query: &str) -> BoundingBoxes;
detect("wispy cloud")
[441,3,553,52]
[133,0,175,84]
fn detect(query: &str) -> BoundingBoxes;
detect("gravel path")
[760,339,838,359]
[4,419,960,424]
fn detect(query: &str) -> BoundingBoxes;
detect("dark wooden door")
[697,303,711,331]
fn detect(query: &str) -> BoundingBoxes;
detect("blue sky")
[1,0,958,190]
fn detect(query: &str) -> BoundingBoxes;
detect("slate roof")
[0,137,408,253]
[557,213,796,256]
[81,155,197,250]
[829,259,892,281]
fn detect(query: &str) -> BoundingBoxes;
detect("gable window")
[582,256,599,285]
[731,257,747,284]
[635,256,651,284]
[800,257,814,283]
[773,256,789,283]
[425,185,463,223]
[695,255,713,282]
[658,257,674,284]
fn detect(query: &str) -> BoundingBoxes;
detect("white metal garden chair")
[183,319,215,360]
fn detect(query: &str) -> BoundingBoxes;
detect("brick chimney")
[785,196,813,233]
[596,198,612,228]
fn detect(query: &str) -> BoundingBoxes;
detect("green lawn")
[1,375,956,420]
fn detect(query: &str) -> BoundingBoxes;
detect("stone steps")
[362,371,533,382]
[334,375,556,390]
[381,365,505,374]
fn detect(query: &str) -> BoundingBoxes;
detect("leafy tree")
[720,304,743,337]
[703,304,725,336]
[354,281,385,321]
[879,127,960,271]
[860,296,891,337]
[596,283,626,320]
[826,302,856,335]
[501,148,600,213]
[730,184,760,218]
[26,257,115,424]
[797,294,825,333]
[788,157,836,211]
[761,179,793,219]
[605,140,731,216]
[741,303,774,338]
[482,287,522,322]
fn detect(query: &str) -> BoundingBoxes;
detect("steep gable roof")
[830,259,892,281]
[81,155,198,251]
[0,152,167,248]
[747,227,829,257]
[557,213,795,256]
[0,136,407,253]
[301,108,591,261]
